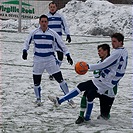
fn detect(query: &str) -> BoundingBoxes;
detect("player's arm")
[53,31,73,65]
[22,31,33,60]
[88,50,120,71]
[61,15,71,43]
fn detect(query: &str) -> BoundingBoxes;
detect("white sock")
[58,60,62,67]
[34,85,41,99]
[59,80,69,95]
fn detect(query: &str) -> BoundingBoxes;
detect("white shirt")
[23,27,69,61]
[47,12,70,36]
[89,47,128,95]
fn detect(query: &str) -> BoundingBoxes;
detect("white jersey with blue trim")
[23,27,69,61]
[47,12,70,36]
[93,60,117,98]
[89,47,128,94]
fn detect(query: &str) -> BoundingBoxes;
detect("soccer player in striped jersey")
[22,15,75,107]
[75,44,117,124]
[47,1,71,80]
[48,33,128,122]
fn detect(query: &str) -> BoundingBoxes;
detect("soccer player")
[22,14,75,107]
[75,44,117,124]
[47,1,71,80]
[48,33,128,122]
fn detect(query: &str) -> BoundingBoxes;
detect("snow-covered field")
[0,31,132,132]
[0,0,132,132]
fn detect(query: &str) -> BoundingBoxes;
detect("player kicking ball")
[48,33,128,123]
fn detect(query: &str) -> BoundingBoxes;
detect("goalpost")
[1,0,71,32]
[18,0,22,32]
[1,0,67,32]
[18,0,32,32]
[18,0,51,33]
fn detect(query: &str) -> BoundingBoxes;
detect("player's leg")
[75,80,98,124]
[33,60,44,106]
[57,51,64,67]
[52,71,69,94]
[52,71,76,108]
[80,93,87,117]
[46,59,69,94]
[33,74,42,104]
[75,92,87,124]
[98,95,115,120]
[49,51,63,80]
[46,58,69,95]
[48,80,93,107]
[58,80,95,104]
[83,80,98,121]
[46,60,76,107]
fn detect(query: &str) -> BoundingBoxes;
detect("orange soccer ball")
[75,61,88,75]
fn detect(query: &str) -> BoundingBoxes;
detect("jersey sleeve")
[23,30,34,51]
[52,30,69,55]
[60,15,70,36]
[89,50,120,71]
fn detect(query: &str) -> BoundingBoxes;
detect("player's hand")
[66,35,71,43]
[67,54,73,65]
[22,49,27,60]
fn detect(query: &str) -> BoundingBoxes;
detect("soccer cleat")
[49,75,54,80]
[75,116,84,124]
[97,115,109,120]
[35,99,42,106]
[68,100,76,108]
[48,96,60,107]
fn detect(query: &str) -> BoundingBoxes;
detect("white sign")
[0,0,51,19]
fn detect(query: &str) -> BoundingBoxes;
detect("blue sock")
[84,101,93,121]
[58,88,81,104]
[34,86,41,100]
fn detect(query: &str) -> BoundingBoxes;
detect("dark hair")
[111,33,124,45]
[97,44,110,56]
[39,14,48,21]
[49,1,57,7]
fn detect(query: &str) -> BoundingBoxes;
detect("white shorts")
[33,58,60,75]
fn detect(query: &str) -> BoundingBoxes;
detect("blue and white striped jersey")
[89,47,128,95]
[47,12,70,36]
[93,60,117,97]
[23,27,69,60]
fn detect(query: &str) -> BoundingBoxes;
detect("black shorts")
[77,80,99,101]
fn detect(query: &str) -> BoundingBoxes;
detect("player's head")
[39,15,48,31]
[49,1,57,13]
[111,33,124,49]
[97,44,110,60]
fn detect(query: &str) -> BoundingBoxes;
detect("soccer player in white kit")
[22,14,75,107]
[47,1,71,80]
[49,33,128,122]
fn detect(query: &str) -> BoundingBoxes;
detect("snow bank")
[59,0,132,37]
[0,0,132,37]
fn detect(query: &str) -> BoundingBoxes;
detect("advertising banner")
[0,0,51,19]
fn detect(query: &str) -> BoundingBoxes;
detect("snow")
[0,0,133,38]
[59,0,132,37]
[0,0,132,132]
